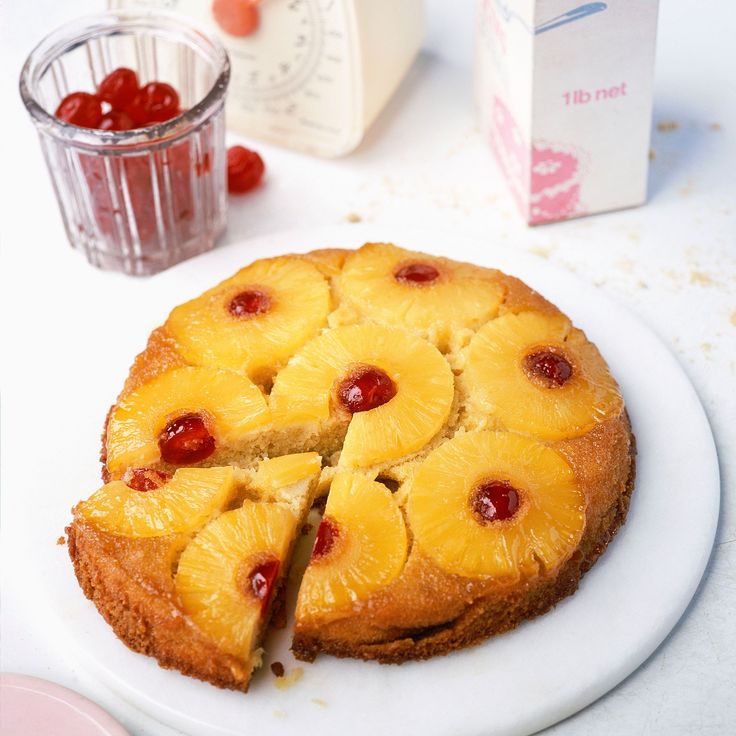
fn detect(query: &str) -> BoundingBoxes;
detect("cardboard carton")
[476,0,660,224]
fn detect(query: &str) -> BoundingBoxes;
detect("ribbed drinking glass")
[20,11,230,275]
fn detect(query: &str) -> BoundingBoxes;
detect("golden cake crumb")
[57,535,66,545]
[311,698,328,707]
[656,121,679,133]
[690,271,715,286]
[529,246,552,259]
[275,667,304,690]
[345,213,362,223]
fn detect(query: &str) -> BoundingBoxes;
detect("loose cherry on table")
[336,366,397,414]
[158,413,216,465]
[227,145,265,194]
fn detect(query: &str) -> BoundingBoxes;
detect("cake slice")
[68,454,321,691]
[293,471,408,658]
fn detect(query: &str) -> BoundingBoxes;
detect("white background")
[1,1,734,735]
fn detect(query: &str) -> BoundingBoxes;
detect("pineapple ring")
[175,500,298,659]
[166,257,330,383]
[464,311,623,440]
[407,431,585,579]
[269,324,455,468]
[106,366,271,475]
[337,243,505,345]
[296,472,408,621]
[77,466,236,537]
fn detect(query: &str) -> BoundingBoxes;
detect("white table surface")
[1,2,734,735]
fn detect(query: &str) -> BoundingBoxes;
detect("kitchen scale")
[111,0,425,156]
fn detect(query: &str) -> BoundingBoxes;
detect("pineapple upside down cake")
[67,243,635,692]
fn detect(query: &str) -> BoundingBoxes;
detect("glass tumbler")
[20,12,230,276]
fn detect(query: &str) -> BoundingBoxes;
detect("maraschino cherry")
[227,145,265,193]
[229,289,270,317]
[525,350,573,387]
[248,558,280,615]
[97,68,139,110]
[337,366,397,414]
[55,92,103,128]
[98,110,135,131]
[54,69,182,129]
[394,262,440,285]
[311,517,339,560]
[158,413,216,465]
[136,81,180,123]
[471,480,520,523]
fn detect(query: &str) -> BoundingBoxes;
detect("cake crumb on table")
[274,667,304,690]
[311,698,328,707]
[656,121,679,133]
[56,535,66,545]
[270,661,285,677]
[528,245,552,259]
[710,122,722,131]
[345,212,362,223]
[690,270,715,286]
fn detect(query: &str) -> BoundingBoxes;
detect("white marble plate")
[33,225,719,736]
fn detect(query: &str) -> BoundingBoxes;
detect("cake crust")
[67,520,253,691]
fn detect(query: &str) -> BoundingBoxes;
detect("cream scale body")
[112,0,425,155]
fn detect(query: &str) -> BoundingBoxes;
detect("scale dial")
[218,0,361,155]
[221,0,324,102]
[112,0,424,156]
